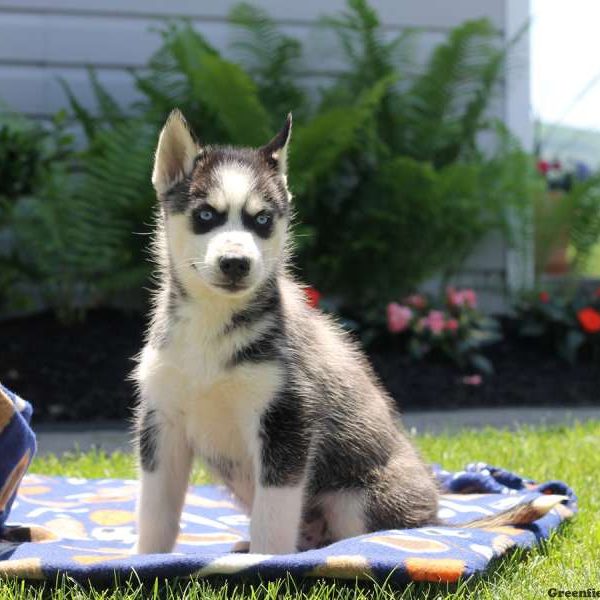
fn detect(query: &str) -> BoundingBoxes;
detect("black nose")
[219,256,251,280]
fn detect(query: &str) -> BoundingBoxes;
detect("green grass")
[1,421,598,599]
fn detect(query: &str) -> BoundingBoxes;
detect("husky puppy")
[132,109,438,555]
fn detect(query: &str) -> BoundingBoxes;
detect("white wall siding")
[0,0,506,29]
[0,0,524,119]
[504,0,535,295]
[0,7,454,118]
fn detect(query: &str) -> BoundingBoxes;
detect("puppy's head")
[152,110,292,298]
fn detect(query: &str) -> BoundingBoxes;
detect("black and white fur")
[133,110,529,555]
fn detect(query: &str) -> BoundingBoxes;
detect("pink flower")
[425,310,445,335]
[404,294,427,310]
[537,160,550,175]
[447,287,460,307]
[462,374,483,386]
[447,287,477,309]
[462,289,477,309]
[428,310,445,320]
[445,318,459,332]
[387,303,413,333]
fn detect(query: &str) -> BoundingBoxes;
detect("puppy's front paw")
[132,538,170,555]
[130,542,141,556]
[231,540,250,553]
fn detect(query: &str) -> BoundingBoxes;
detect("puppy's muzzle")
[218,255,251,284]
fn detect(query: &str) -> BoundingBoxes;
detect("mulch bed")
[0,309,598,423]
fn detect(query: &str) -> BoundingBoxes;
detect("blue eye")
[199,209,214,221]
[255,212,271,226]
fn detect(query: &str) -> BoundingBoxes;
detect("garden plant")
[0,0,540,321]
[515,285,600,363]
[386,287,502,374]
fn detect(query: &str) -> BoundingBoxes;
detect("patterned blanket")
[0,384,577,587]
[0,384,36,531]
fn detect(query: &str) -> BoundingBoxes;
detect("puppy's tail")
[452,494,569,529]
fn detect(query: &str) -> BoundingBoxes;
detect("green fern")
[65,120,156,283]
[58,77,97,141]
[321,0,414,93]
[229,3,306,122]
[19,1,540,316]
[403,19,503,166]
[320,0,414,151]
[135,22,271,145]
[320,4,509,168]
[291,75,395,196]
[59,67,125,143]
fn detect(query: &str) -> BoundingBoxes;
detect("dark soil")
[370,326,600,411]
[0,310,144,424]
[0,309,598,423]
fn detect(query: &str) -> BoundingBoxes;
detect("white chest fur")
[136,302,283,504]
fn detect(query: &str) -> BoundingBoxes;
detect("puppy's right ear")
[152,109,198,195]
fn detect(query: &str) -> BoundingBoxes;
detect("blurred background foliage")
[1,0,599,322]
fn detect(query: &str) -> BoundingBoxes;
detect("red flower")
[577,307,600,333]
[537,160,550,175]
[539,291,550,303]
[304,286,321,309]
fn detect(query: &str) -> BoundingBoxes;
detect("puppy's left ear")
[259,113,292,176]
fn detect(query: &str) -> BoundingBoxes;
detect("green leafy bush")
[0,111,72,203]
[0,123,45,200]
[2,0,539,319]
[515,287,600,363]
[0,112,75,314]
[287,5,535,304]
